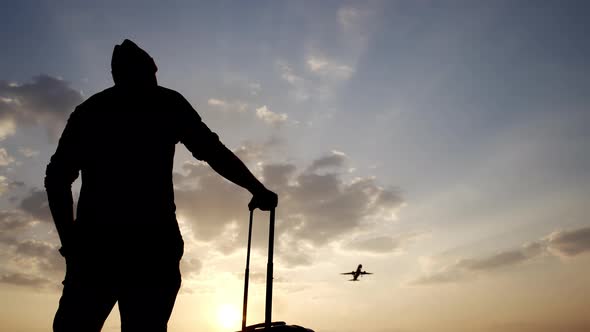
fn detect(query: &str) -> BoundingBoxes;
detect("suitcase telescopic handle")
[265,208,276,329]
[241,209,254,332]
[241,208,276,332]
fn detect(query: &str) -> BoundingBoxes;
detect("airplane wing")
[360,272,373,275]
[341,272,355,275]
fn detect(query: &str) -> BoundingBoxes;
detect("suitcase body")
[239,209,314,332]
[243,321,313,331]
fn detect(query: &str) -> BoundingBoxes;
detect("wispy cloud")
[0,176,7,196]
[0,207,64,289]
[255,105,288,126]
[337,7,365,30]
[207,98,248,112]
[18,147,39,158]
[0,177,24,197]
[0,118,15,140]
[337,5,375,42]
[207,98,227,107]
[276,61,309,102]
[485,320,590,332]
[0,272,52,289]
[0,210,33,245]
[180,257,203,277]
[276,57,354,102]
[0,75,83,140]
[345,233,420,254]
[19,189,51,224]
[306,151,347,173]
[0,148,15,166]
[546,227,590,257]
[411,227,590,285]
[248,82,261,96]
[306,55,354,81]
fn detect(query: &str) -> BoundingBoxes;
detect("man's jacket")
[45,85,223,261]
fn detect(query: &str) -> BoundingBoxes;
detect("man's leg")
[53,264,118,332]
[118,260,181,332]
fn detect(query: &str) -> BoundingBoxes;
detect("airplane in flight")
[341,264,373,281]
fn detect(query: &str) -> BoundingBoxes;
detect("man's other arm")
[45,109,82,256]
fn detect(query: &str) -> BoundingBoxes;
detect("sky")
[1,1,590,331]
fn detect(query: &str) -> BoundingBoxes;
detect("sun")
[217,303,240,330]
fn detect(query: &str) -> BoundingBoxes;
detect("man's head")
[111,39,158,87]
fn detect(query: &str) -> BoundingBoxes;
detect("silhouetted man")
[45,39,278,332]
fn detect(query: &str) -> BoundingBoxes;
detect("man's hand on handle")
[249,187,278,211]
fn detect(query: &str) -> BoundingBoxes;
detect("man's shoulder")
[73,86,189,117]
[156,85,186,101]
[76,87,117,110]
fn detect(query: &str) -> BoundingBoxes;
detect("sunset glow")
[217,304,240,330]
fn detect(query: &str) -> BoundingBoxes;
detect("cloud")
[411,227,590,285]
[276,55,354,102]
[262,163,297,189]
[0,184,65,292]
[546,227,590,257]
[337,7,363,30]
[411,244,543,285]
[276,61,309,102]
[255,106,288,126]
[220,73,262,97]
[173,145,403,267]
[0,75,84,140]
[19,188,52,223]
[207,98,248,112]
[234,271,287,284]
[233,137,283,164]
[13,239,63,272]
[0,272,52,288]
[486,320,590,332]
[337,5,374,41]
[306,55,354,81]
[411,268,467,285]
[0,190,53,248]
[346,233,419,254]
[277,61,304,86]
[174,162,250,244]
[456,249,532,271]
[0,210,35,245]
[277,235,314,268]
[248,82,261,96]
[18,147,39,158]
[0,208,64,290]
[0,177,25,197]
[307,151,347,173]
[0,239,64,289]
[180,257,202,277]
[208,98,227,107]
[0,118,15,140]
[0,148,15,166]
[0,176,7,196]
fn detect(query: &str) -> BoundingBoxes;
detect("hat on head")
[111,39,157,86]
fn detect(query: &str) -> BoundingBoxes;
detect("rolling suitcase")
[239,208,314,332]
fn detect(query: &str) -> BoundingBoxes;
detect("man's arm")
[45,109,82,256]
[206,144,278,211]
[177,94,277,210]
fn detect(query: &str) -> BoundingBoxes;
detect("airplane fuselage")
[341,264,372,281]
[352,264,363,280]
